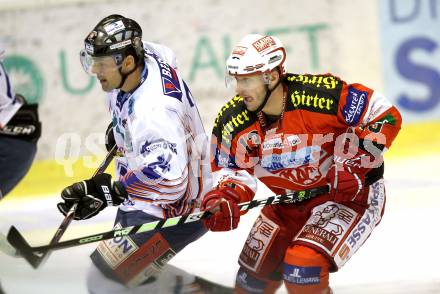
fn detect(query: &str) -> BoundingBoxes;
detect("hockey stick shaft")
[29,185,329,253]
[7,145,117,268]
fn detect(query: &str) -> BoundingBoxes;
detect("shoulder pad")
[213,95,255,145]
[284,73,343,115]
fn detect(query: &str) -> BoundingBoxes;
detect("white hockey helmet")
[226,34,286,77]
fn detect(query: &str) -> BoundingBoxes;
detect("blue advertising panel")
[379,0,440,122]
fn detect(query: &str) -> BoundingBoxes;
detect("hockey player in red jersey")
[201,34,402,293]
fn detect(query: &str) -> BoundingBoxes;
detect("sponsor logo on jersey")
[343,86,369,125]
[287,74,339,90]
[238,130,261,152]
[162,76,181,97]
[214,149,239,169]
[138,139,177,180]
[112,232,174,286]
[213,95,243,128]
[147,51,182,99]
[141,155,172,179]
[291,90,336,113]
[261,146,321,171]
[338,243,351,261]
[333,154,363,169]
[347,211,372,247]
[140,139,177,155]
[97,223,139,269]
[239,214,280,272]
[335,180,385,266]
[236,270,267,293]
[262,137,283,150]
[285,135,302,147]
[285,74,341,115]
[297,204,357,251]
[274,165,322,186]
[220,109,252,144]
[155,56,182,100]
[252,36,276,53]
[283,265,321,285]
[261,134,301,151]
[347,181,384,248]
[140,154,172,180]
[368,112,397,133]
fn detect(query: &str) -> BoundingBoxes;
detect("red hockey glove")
[201,182,252,232]
[326,164,366,203]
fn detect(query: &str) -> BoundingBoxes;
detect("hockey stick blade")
[7,226,43,268]
[15,185,330,254]
[7,145,117,269]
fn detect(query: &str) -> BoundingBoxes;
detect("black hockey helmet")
[80,14,144,74]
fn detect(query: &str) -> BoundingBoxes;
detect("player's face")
[89,56,123,92]
[234,74,267,112]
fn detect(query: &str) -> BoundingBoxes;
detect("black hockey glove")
[57,173,127,220]
[0,94,41,143]
[105,122,115,152]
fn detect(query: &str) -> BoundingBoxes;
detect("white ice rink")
[1,155,439,294]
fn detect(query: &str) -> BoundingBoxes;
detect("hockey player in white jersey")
[0,43,41,294]
[0,44,41,199]
[56,15,226,293]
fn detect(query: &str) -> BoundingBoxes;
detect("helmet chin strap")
[251,78,282,114]
[116,64,138,90]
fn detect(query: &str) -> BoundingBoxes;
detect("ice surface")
[1,156,439,293]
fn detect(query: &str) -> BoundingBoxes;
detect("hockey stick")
[0,232,18,257]
[6,145,117,268]
[7,185,329,260]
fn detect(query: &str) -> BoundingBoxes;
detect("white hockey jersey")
[0,53,22,128]
[107,42,212,218]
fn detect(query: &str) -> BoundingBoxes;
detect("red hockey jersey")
[211,73,402,196]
